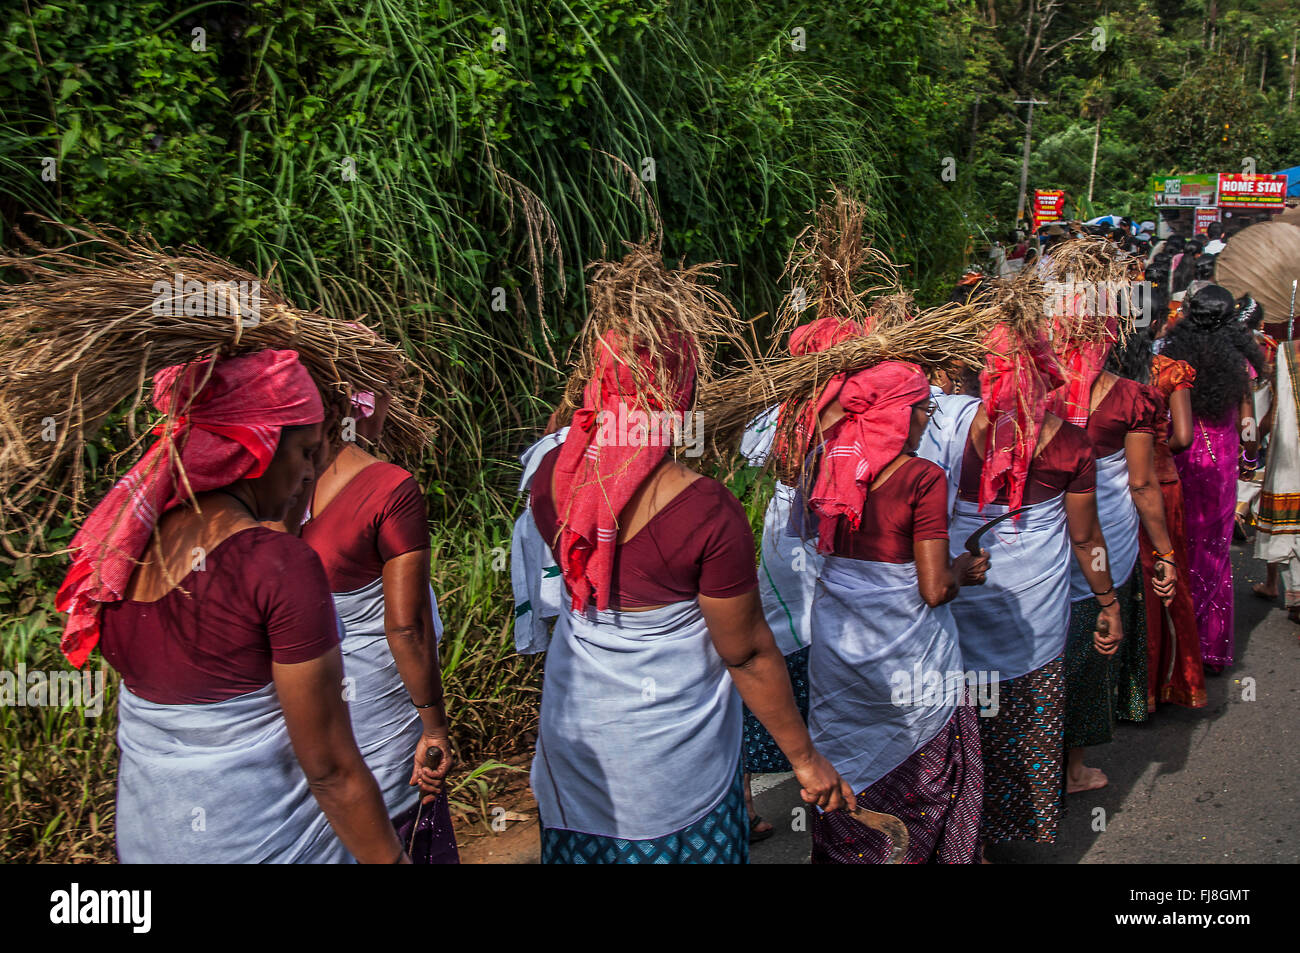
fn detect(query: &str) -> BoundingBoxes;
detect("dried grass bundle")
[0,221,435,555]
[698,272,1048,479]
[771,186,903,349]
[556,240,751,421]
[1037,235,1145,348]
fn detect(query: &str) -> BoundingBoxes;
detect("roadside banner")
[1217,173,1288,210]
[1032,189,1066,230]
[1150,174,1217,207]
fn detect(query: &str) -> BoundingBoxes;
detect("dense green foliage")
[2,0,1295,860]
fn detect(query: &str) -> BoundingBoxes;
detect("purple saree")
[1173,409,1239,669]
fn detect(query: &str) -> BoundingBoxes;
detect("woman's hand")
[953,549,990,586]
[410,727,454,804]
[790,749,857,814]
[1093,599,1124,655]
[1153,558,1177,606]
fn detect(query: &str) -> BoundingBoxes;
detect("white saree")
[116,682,349,863]
[531,599,741,840]
[807,556,964,795]
[510,429,569,655]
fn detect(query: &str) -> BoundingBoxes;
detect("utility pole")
[1015,97,1048,230]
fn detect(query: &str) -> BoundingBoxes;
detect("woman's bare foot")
[1253,581,1278,600]
[1066,765,1108,793]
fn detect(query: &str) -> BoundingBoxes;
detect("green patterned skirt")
[1064,568,1148,748]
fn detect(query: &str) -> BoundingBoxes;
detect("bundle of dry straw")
[769,186,907,347]
[556,239,751,423]
[1038,235,1145,348]
[0,221,434,556]
[698,281,1046,475]
[697,189,1048,477]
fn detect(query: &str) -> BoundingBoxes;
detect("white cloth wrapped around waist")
[331,576,444,824]
[510,428,569,654]
[1258,344,1300,559]
[948,493,1071,678]
[807,556,964,794]
[531,599,741,840]
[115,682,349,863]
[758,481,823,655]
[1069,447,1138,601]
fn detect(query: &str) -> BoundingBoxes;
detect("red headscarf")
[788,316,868,356]
[979,326,1065,512]
[55,349,325,667]
[808,360,931,552]
[553,331,696,612]
[1047,313,1119,427]
[772,316,869,470]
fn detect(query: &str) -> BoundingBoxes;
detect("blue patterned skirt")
[742,645,811,774]
[539,765,749,864]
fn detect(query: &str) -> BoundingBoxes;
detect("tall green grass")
[1,0,977,860]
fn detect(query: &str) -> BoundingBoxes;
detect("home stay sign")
[1217,173,1287,210]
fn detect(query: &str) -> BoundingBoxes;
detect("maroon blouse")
[830,456,950,564]
[1085,378,1160,458]
[100,528,340,705]
[530,447,758,608]
[300,461,428,593]
[958,420,1096,505]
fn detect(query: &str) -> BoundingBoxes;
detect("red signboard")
[1194,207,1221,235]
[1032,190,1066,231]
[1216,173,1287,210]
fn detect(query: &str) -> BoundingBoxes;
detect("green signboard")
[1150,174,1218,208]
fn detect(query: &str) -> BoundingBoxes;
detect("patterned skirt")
[742,645,811,774]
[539,765,748,864]
[809,706,983,864]
[1064,569,1148,749]
[979,654,1065,844]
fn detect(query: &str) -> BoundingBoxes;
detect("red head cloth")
[773,316,869,469]
[979,325,1065,512]
[55,349,325,667]
[552,331,697,612]
[808,360,930,552]
[1047,312,1118,427]
[788,316,868,356]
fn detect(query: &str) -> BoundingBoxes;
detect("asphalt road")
[749,538,1300,864]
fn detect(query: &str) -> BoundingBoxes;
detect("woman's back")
[530,447,756,609]
[102,525,338,705]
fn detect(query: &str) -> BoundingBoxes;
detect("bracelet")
[1240,454,1259,465]
[1096,597,1118,609]
[1152,549,1174,561]
[1155,556,1176,567]
[412,699,439,710]
[1091,585,1116,597]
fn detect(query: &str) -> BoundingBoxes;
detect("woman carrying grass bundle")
[59,350,408,863]
[803,360,989,864]
[1049,315,1177,792]
[738,315,862,842]
[295,385,457,862]
[923,326,1115,846]
[1162,286,1265,670]
[528,248,853,864]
